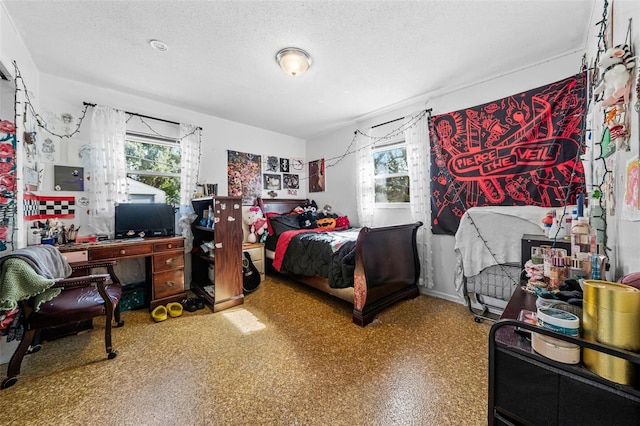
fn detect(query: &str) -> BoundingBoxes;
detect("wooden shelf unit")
[190,196,243,312]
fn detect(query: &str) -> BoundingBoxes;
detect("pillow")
[336,216,350,229]
[265,212,279,235]
[317,218,336,229]
[269,214,301,236]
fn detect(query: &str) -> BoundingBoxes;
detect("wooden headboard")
[259,198,308,214]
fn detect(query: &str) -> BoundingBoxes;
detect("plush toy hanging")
[593,44,636,107]
[594,41,636,152]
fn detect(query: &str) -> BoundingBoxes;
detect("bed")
[260,198,422,326]
[454,206,549,321]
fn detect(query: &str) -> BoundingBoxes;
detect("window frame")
[124,131,181,204]
[372,137,410,208]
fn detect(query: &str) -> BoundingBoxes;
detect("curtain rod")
[371,116,405,129]
[83,102,203,130]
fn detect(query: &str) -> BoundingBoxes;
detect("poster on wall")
[23,194,75,220]
[38,136,61,163]
[308,158,325,193]
[227,150,262,205]
[429,72,588,234]
[54,166,84,191]
[283,173,299,189]
[0,119,17,251]
[621,157,640,221]
[291,158,304,171]
[266,156,278,172]
[279,158,290,172]
[263,173,281,190]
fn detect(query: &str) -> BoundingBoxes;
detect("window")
[373,141,410,203]
[125,132,181,205]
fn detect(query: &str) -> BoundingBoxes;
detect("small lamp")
[276,47,311,77]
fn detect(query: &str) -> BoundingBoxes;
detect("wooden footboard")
[352,222,422,326]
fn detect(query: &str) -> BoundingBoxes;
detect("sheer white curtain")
[88,105,128,238]
[405,112,434,288]
[178,123,200,252]
[356,129,375,226]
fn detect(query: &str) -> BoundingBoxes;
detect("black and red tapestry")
[429,73,587,235]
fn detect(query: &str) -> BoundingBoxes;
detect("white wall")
[586,0,640,277]
[308,51,592,303]
[30,73,306,231]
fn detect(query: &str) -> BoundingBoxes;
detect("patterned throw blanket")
[0,245,72,312]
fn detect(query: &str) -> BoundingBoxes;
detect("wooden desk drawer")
[153,251,185,273]
[154,239,184,252]
[153,269,185,299]
[61,250,88,263]
[89,243,153,260]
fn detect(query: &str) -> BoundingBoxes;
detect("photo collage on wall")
[227,150,307,203]
[263,155,304,197]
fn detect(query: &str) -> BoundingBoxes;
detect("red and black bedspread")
[272,228,360,289]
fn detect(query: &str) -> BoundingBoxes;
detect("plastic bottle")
[571,216,592,257]
[542,212,553,238]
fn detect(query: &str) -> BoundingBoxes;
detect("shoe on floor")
[181,298,197,312]
[166,302,183,317]
[151,305,168,322]
[194,296,206,310]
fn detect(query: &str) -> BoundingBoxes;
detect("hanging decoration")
[0,120,16,252]
[23,194,76,220]
[429,72,588,235]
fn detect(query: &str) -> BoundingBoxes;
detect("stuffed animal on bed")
[594,44,636,107]
[244,206,268,243]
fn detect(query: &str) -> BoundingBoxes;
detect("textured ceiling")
[2,0,595,139]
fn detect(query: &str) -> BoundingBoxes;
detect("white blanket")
[453,206,549,293]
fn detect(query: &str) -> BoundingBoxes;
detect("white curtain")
[88,105,128,238]
[405,112,434,288]
[178,123,200,253]
[356,129,375,226]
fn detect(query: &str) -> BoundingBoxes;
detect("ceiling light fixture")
[276,47,311,77]
[149,39,168,52]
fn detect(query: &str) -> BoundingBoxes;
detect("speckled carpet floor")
[0,275,491,425]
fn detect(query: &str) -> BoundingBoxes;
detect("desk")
[59,236,186,310]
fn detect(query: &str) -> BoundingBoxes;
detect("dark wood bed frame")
[260,198,423,326]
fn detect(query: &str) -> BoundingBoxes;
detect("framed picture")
[308,158,325,193]
[291,158,304,171]
[266,156,278,172]
[283,173,299,189]
[54,165,84,191]
[263,173,282,190]
[280,158,290,172]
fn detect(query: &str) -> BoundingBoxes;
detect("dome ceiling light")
[149,39,169,52]
[276,47,311,77]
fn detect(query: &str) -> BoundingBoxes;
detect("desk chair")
[1,260,124,389]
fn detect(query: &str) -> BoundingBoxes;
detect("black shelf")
[194,225,215,233]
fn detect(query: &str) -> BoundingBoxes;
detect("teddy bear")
[594,44,636,107]
[244,205,268,243]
